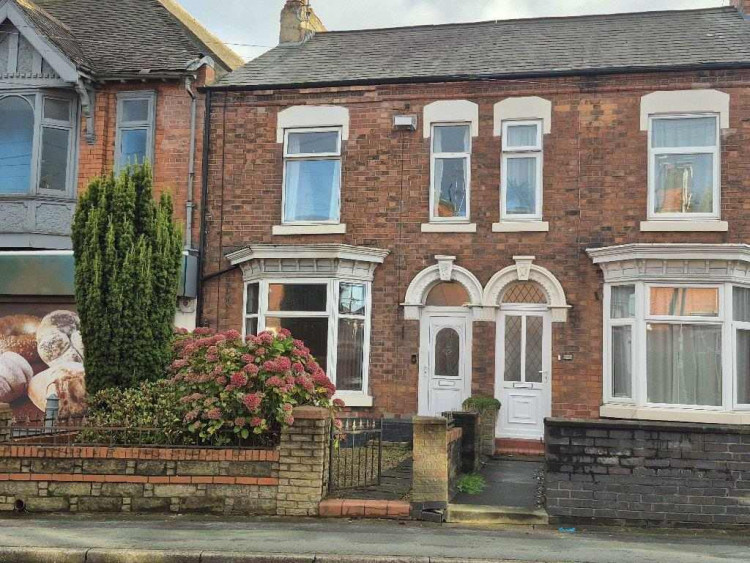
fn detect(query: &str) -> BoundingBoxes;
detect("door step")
[446,504,549,526]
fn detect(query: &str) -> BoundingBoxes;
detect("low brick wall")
[546,418,750,528]
[0,405,331,516]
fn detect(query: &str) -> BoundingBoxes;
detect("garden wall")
[545,418,750,528]
[0,405,330,516]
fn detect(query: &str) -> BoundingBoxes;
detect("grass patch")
[456,473,486,495]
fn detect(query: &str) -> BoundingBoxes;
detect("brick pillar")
[0,403,11,443]
[276,406,331,517]
[412,416,449,509]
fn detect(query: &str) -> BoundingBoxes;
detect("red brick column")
[276,406,331,517]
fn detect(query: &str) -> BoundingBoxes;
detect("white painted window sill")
[600,404,750,425]
[492,221,549,233]
[639,220,728,232]
[334,393,374,408]
[272,224,347,236]
[421,223,477,233]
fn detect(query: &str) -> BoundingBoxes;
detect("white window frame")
[602,281,750,412]
[281,126,342,226]
[242,278,371,397]
[647,113,721,221]
[114,91,156,171]
[501,119,543,221]
[0,90,78,198]
[429,122,471,223]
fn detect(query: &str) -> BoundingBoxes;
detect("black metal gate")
[328,417,382,492]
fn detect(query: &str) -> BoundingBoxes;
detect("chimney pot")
[280,0,326,44]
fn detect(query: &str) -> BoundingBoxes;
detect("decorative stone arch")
[403,255,484,320]
[483,256,570,322]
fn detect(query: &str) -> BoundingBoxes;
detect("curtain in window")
[336,318,365,391]
[284,160,340,222]
[0,96,34,194]
[647,323,722,406]
[611,326,632,398]
[434,158,467,217]
[652,117,716,148]
[506,124,538,147]
[505,157,537,215]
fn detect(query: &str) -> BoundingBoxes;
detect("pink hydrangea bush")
[169,327,343,445]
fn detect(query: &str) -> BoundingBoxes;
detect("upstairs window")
[502,120,543,220]
[649,115,720,219]
[431,124,470,222]
[283,128,342,224]
[116,92,156,170]
[0,93,76,196]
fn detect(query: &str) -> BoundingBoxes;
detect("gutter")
[196,89,213,326]
[202,61,750,93]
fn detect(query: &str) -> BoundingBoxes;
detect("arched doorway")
[483,257,569,440]
[404,256,483,416]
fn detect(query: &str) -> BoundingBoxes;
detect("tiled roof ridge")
[318,5,739,36]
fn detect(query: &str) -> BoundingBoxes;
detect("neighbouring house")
[0,0,242,418]
[201,0,750,441]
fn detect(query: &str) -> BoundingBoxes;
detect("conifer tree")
[72,164,182,394]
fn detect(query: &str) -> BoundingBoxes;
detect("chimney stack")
[732,0,750,18]
[280,0,326,44]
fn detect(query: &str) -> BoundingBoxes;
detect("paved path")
[454,458,543,508]
[0,515,748,562]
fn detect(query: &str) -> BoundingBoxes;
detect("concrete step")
[446,503,549,526]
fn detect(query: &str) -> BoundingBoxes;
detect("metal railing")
[8,416,277,449]
[328,417,382,492]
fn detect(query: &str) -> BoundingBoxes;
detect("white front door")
[496,309,551,440]
[419,312,471,416]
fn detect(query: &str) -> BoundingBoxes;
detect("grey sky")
[180,0,729,61]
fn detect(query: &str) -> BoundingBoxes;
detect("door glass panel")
[434,327,460,377]
[504,316,522,382]
[525,316,543,383]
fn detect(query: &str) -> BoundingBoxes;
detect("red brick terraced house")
[201,0,750,460]
[0,0,241,418]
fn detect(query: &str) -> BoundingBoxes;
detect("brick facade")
[546,418,750,527]
[200,69,750,420]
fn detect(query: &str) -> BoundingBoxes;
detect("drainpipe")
[196,89,213,326]
[184,75,198,251]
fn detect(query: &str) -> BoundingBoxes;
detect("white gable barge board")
[0,1,79,83]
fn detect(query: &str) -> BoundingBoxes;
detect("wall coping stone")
[546,417,750,435]
[291,406,330,420]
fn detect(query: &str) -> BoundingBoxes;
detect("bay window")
[431,123,470,222]
[648,114,720,220]
[501,119,543,220]
[605,282,750,412]
[0,92,76,196]
[243,279,370,394]
[282,128,342,224]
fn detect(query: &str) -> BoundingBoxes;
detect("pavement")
[0,515,749,562]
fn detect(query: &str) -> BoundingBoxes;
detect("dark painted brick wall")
[545,418,750,528]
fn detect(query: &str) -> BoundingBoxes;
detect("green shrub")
[82,379,193,445]
[456,473,486,495]
[462,395,501,414]
[72,164,182,393]
[168,327,343,446]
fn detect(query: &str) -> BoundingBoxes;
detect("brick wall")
[545,418,750,528]
[77,65,211,250]
[0,405,331,516]
[201,68,750,419]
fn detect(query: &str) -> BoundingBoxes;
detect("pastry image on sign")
[0,305,86,419]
